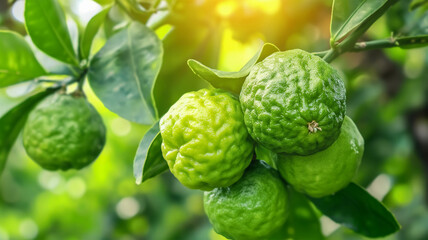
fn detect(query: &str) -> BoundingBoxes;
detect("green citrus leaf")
[133,121,167,184]
[25,0,78,66]
[309,182,400,238]
[0,31,46,87]
[330,0,392,43]
[0,90,54,175]
[88,22,163,124]
[255,145,277,169]
[187,43,279,95]
[271,187,324,240]
[80,7,111,60]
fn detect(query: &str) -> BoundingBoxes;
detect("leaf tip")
[135,176,142,185]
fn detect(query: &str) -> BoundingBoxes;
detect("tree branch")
[316,35,428,59]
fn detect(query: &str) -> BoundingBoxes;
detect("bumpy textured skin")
[277,116,364,198]
[240,49,346,155]
[204,160,288,240]
[160,88,253,191]
[23,94,106,170]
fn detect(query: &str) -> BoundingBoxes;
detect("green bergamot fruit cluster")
[160,49,364,240]
[22,92,106,171]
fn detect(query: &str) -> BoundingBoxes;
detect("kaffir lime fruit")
[160,88,254,191]
[276,116,364,198]
[22,93,106,171]
[204,160,289,240]
[240,49,346,155]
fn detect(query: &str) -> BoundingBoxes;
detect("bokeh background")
[1,0,428,239]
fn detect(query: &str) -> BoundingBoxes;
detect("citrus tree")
[1,0,428,239]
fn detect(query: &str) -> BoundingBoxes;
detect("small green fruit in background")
[22,93,106,170]
[160,88,254,191]
[276,116,364,198]
[204,160,289,240]
[240,49,346,155]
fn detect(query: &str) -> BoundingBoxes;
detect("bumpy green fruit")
[277,116,364,198]
[240,49,346,155]
[204,160,289,240]
[22,93,106,170]
[160,88,254,191]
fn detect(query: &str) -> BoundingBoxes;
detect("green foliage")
[88,22,162,124]
[133,121,167,184]
[325,0,399,62]
[79,7,111,60]
[410,0,428,10]
[254,145,277,169]
[0,90,53,174]
[24,0,78,66]
[187,43,279,95]
[330,0,391,43]
[0,31,46,87]
[309,183,401,237]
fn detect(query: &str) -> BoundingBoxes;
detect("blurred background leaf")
[0,31,46,87]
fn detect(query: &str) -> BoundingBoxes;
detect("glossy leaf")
[133,122,168,184]
[271,188,325,240]
[330,0,390,43]
[88,22,163,124]
[79,7,111,60]
[0,31,46,87]
[0,90,54,175]
[25,0,79,66]
[309,182,400,238]
[187,43,279,94]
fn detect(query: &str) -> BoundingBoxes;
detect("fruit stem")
[316,35,428,59]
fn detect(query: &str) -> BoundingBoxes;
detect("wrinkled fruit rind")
[23,93,106,170]
[277,116,364,198]
[204,160,289,240]
[240,49,346,155]
[160,88,254,191]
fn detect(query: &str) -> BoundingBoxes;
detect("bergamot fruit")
[276,116,364,198]
[204,160,289,240]
[160,88,254,191]
[22,93,106,170]
[240,49,346,155]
